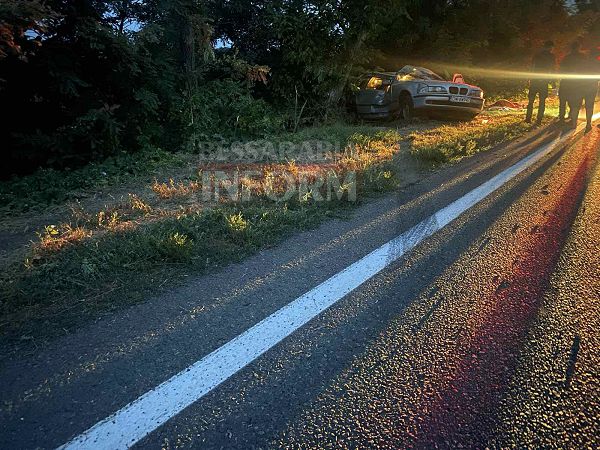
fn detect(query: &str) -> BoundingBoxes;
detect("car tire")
[399,94,414,121]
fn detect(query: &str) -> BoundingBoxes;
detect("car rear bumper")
[413,95,484,114]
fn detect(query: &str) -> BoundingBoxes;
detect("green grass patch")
[274,123,389,145]
[0,129,400,344]
[0,197,362,344]
[0,148,184,214]
[409,112,536,164]
[0,124,392,215]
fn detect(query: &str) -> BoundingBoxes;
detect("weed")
[129,194,152,213]
[158,232,194,261]
[35,224,92,253]
[227,212,248,233]
[151,178,200,199]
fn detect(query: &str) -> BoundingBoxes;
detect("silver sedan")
[351,65,485,120]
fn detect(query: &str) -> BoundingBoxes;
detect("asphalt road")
[1,120,599,449]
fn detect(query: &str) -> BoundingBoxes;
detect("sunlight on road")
[279,128,600,449]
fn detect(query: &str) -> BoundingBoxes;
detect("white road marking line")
[59,125,586,450]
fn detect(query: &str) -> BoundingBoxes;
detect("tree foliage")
[0,0,597,177]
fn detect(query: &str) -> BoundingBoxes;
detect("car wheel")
[399,94,414,120]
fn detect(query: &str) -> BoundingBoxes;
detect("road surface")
[1,119,599,449]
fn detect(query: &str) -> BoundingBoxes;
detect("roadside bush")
[184,79,284,148]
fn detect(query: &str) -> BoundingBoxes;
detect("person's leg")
[559,94,566,120]
[584,92,594,132]
[536,89,548,125]
[569,96,583,128]
[525,88,536,123]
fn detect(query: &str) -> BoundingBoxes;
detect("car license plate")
[450,96,470,103]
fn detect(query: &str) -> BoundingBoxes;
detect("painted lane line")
[59,129,579,450]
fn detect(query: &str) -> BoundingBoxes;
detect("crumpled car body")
[350,65,485,120]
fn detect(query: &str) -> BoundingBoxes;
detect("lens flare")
[429,63,599,81]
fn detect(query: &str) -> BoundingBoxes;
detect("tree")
[0,0,54,60]
[1,0,597,177]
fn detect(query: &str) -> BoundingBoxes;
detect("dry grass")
[22,106,544,265]
[34,225,93,254]
[151,178,201,199]
[129,194,152,213]
[24,130,403,261]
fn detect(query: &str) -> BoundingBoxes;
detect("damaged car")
[350,65,485,121]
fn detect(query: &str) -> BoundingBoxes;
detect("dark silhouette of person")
[526,41,555,125]
[558,42,581,122]
[580,45,600,133]
[563,41,598,131]
[558,81,570,122]
[559,41,584,128]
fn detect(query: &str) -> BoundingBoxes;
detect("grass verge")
[1,126,400,347]
[409,110,544,164]
[0,148,186,215]
[0,109,544,349]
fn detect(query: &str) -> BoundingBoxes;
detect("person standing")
[557,42,581,122]
[563,41,599,132]
[526,41,555,125]
[581,46,600,133]
[561,40,587,129]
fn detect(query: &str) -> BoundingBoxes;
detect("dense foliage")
[0,0,598,177]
